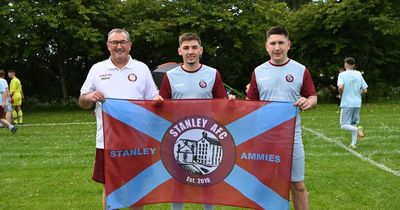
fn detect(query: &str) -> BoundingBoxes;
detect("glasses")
[108,40,131,47]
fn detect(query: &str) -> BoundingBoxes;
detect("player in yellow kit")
[8,69,23,124]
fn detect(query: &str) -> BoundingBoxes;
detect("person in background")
[0,69,17,133]
[8,69,24,124]
[337,57,368,148]
[247,26,317,210]
[159,32,227,210]
[331,67,344,107]
[79,28,162,210]
[0,70,13,122]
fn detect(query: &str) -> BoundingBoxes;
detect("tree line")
[0,0,399,103]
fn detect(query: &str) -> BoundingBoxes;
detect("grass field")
[0,103,399,210]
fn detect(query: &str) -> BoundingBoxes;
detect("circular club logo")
[285,74,294,83]
[128,73,137,82]
[199,80,207,88]
[161,116,236,186]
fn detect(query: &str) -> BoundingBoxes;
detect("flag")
[102,98,297,210]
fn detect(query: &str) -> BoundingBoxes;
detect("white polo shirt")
[80,56,159,149]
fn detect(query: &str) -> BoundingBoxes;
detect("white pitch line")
[302,126,400,177]
[15,122,95,127]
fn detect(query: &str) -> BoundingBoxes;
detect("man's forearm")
[2,92,7,104]
[79,94,94,109]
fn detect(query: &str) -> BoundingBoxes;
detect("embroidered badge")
[128,73,137,82]
[285,74,294,83]
[199,80,207,88]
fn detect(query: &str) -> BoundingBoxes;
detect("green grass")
[0,103,399,209]
[301,103,400,210]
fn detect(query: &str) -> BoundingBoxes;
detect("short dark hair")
[266,26,289,39]
[8,69,16,73]
[0,69,4,77]
[344,57,356,65]
[178,32,201,46]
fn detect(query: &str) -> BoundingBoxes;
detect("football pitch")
[0,103,399,209]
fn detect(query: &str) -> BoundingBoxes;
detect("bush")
[23,96,80,111]
[366,82,400,102]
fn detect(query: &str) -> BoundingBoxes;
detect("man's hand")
[152,95,164,105]
[86,91,105,103]
[294,96,317,111]
[227,94,236,100]
[78,91,105,109]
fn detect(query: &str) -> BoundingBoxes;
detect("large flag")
[102,98,297,210]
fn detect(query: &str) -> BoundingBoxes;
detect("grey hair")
[107,28,131,42]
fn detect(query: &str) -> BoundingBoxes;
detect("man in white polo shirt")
[79,28,161,210]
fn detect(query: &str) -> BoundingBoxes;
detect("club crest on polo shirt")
[285,74,294,83]
[199,79,207,88]
[128,73,137,82]
[161,115,235,186]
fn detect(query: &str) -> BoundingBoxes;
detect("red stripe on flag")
[235,118,296,199]
[104,113,161,193]
[134,179,263,209]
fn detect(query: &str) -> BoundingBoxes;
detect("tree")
[275,0,311,10]
[287,0,400,100]
[1,0,398,102]
[0,0,120,99]
[121,0,291,90]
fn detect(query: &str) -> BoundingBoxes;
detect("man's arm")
[20,86,24,99]
[78,91,105,109]
[295,95,317,111]
[297,69,317,110]
[9,80,15,98]
[338,84,344,96]
[246,72,260,100]
[361,88,367,94]
[212,71,227,98]
[1,91,6,107]
[159,74,172,99]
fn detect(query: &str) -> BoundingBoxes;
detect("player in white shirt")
[337,57,368,148]
[79,28,162,210]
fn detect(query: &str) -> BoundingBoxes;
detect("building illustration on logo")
[174,130,223,175]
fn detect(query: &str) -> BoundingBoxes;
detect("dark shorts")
[92,148,105,184]
[0,107,3,117]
